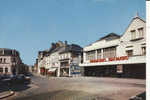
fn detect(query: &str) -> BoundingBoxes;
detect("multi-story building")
[37,41,66,76]
[37,41,82,77]
[80,13,146,79]
[59,43,82,77]
[37,50,49,75]
[0,48,26,75]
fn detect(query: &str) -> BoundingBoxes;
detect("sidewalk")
[0,90,15,99]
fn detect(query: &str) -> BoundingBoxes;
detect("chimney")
[65,41,67,46]
[51,43,56,49]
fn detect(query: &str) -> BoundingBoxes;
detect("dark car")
[0,74,10,80]
[129,92,146,100]
[11,74,31,84]
[0,75,12,86]
[25,73,33,77]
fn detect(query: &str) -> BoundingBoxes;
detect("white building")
[80,13,146,79]
[48,47,64,77]
[59,44,82,77]
[37,41,82,77]
[37,41,66,77]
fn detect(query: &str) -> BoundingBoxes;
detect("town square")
[0,0,149,100]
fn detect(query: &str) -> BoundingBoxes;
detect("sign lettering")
[90,56,128,63]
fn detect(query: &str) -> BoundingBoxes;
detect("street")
[7,75,145,100]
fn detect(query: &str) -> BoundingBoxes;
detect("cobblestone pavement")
[7,75,145,100]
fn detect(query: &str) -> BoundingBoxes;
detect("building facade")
[59,44,82,77]
[80,14,146,79]
[0,48,27,75]
[37,41,82,77]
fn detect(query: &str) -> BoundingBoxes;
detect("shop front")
[47,68,57,76]
[40,67,46,75]
[81,55,146,79]
[60,68,69,77]
[122,63,146,79]
[84,65,117,77]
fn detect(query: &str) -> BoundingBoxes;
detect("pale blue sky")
[0,0,146,65]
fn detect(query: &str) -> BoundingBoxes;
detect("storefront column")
[101,49,104,58]
[57,66,60,77]
[69,59,71,77]
[95,50,98,59]
[83,52,86,62]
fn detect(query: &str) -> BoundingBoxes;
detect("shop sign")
[70,65,81,74]
[90,56,128,63]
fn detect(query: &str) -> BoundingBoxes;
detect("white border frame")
[146,0,150,100]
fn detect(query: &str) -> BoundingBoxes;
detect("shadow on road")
[10,89,113,100]
[0,82,31,94]
[10,84,30,92]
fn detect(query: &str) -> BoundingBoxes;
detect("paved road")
[7,75,145,100]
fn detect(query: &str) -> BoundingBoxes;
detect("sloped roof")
[59,44,82,54]
[121,16,145,37]
[85,33,120,47]
[50,46,65,54]
[98,33,120,41]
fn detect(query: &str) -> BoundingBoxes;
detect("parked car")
[11,74,31,84]
[129,92,146,100]
[0,75,12,86]
[0,74,10,80]
[25,73,33,77]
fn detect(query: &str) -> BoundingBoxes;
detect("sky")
[0,0,146,65]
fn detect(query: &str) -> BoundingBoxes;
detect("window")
[61,62,69,67]
[65,54,67,58]
[126,50,133,57]
[97,49,101,59]
[103,47,116,58]
[5,68,8,73]
[142,47,146,55]
[12,58,16,62]
[131,30,136,40]
[0,50,3,55]
[0,68,3,73]
[86,51,95,60]
[4,58,6,63]
[138,28,144,38]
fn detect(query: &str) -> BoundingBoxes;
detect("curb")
[0,91,15,99]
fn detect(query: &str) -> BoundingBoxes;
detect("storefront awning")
[48,68,56,72]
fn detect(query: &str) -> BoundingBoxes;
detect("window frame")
[131,30,136,40]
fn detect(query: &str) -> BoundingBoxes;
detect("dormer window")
[130,28,144,41]
[131,30,136,40]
